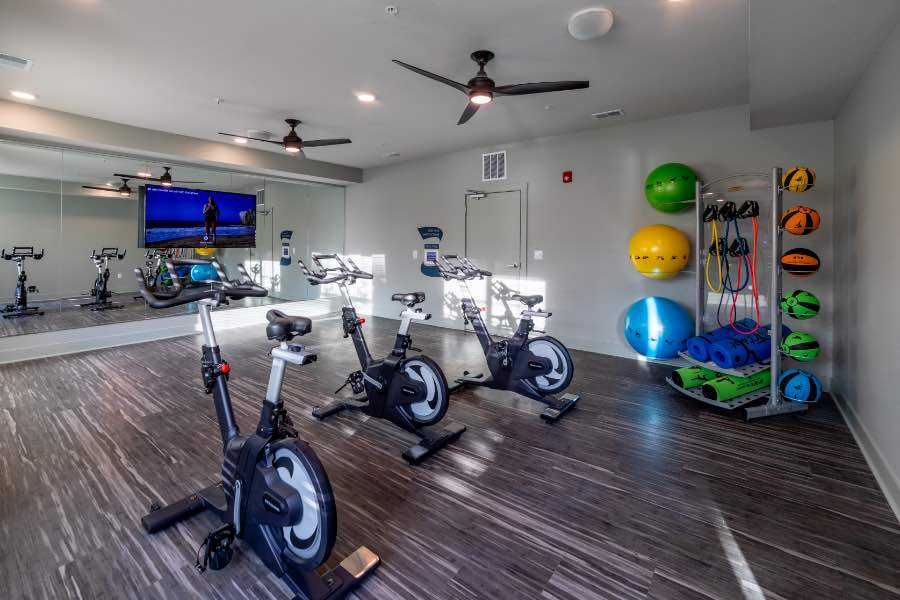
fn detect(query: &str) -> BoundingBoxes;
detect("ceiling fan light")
[470,92,493,105]
[119,190,130,196]
[284,142,301,153]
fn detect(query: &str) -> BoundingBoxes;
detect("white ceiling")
[749,0,900,129]
[0,1,898,169]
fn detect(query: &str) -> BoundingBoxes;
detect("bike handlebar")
[2,246,44,260]
[299,253,374,285]
[437,254,491,280]
[134,257,267,309]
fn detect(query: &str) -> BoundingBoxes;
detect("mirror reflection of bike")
[80,247,126,311]
[437,254,579,422]
[299,253,466,464]
[1,246,44,319]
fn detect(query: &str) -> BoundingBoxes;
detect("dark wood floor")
[0,292,283,337]
[0,314,897,599]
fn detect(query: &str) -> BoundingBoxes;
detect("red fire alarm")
[562,170,573,184]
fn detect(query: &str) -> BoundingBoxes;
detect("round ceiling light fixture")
[356,92,376,103]
[568,7,614,41]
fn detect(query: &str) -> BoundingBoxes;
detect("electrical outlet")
[413,250,418,259]
[534,250,544,260]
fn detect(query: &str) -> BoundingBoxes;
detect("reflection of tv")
[143,185,256,248]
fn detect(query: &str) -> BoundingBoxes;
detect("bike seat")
[266,309,312,341]
[391,292,426,307]
[512,294,543,308]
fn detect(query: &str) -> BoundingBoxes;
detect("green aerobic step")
[701,369,771,402]
[671,366,718,389]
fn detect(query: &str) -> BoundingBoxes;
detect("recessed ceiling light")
[105,182,114,187]
[137,168,152,178]
[356,92,377,103]
[234,137,248,144]
[568,8,614,41]
[10,90,37,101]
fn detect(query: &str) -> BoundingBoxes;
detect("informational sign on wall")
[418,226,443,277]
[280,230,293,266]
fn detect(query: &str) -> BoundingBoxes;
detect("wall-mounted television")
[143,184,257,248]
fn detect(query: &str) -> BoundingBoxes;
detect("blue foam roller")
[708,324,791,369]
[686,319,757,361]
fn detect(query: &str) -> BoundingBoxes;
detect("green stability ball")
[645,163,697,213]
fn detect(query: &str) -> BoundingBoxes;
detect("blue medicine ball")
[778,369,822,403]
[624,296,693,359]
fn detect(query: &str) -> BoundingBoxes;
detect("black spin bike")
[137,257,379,600]
[298,253,466,464]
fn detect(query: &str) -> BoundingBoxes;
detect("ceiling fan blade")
[82,185,120,192]
[217,132,283,144]
[457,102,480,125]
[494,81,590,95]
[114,173,160,181]
[302,138,352,148]
[392,60,469,94]
[173,180,205,184]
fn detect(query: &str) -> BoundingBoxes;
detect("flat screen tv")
[143,184,257,248]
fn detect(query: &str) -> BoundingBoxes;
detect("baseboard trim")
[832,391,900,522]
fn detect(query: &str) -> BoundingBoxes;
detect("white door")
[465,190,523,333]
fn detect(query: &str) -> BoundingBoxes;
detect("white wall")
[833,22,900,515]
[345,105,834,378]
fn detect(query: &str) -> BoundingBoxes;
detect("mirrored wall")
[0,139,345,337]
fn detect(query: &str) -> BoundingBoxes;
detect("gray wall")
[222,180,345,301]
[834,22,900,515]
[346,105,834,379]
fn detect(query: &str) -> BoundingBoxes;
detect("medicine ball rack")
[665,167,808,420]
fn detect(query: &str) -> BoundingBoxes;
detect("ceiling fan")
[82,177,132,197]
[113,166,204,187]
[393,50,590,125]
[218,118,352,156]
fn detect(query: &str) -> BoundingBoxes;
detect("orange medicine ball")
[781,248,820,277]
[781,205,821,235]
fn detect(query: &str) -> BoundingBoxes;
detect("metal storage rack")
[668,167,807,420]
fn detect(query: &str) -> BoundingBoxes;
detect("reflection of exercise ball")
[190,263,219,282]
[195,247,216,256]
[644,163,697,212]
[629,224,690,279]
[624,296,693,359]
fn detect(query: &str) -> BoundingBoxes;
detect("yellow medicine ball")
[629,224,690,279]
[194,247,216,256]
[782,166,816,193]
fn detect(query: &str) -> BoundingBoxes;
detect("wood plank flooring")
[0,314,897,599]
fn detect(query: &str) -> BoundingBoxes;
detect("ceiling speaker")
[568,7,614,41]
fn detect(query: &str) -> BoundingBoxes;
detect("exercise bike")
[437,254,579,422]
[1,246,44,319]
[298,253,466,465]
[80,247,126,311]
[134,248,176,300]
[137,257,379,600]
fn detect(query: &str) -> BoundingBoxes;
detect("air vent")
[592,108,624,120]
[482,151,507,182]
[0,53,32,71]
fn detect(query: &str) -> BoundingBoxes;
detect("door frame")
[463,185,529,278]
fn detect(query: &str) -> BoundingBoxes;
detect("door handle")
[506,263,520,269]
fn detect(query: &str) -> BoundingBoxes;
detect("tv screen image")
[144,185,257,248]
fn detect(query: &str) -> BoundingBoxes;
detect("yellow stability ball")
[629,224,690,279]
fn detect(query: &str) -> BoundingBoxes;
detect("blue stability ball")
[624,296,694,359]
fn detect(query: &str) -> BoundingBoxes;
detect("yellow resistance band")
[706,219,723,292]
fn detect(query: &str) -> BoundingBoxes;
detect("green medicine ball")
[780,290,820,320]
[780,331,820,362]
[644,163,697,213]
